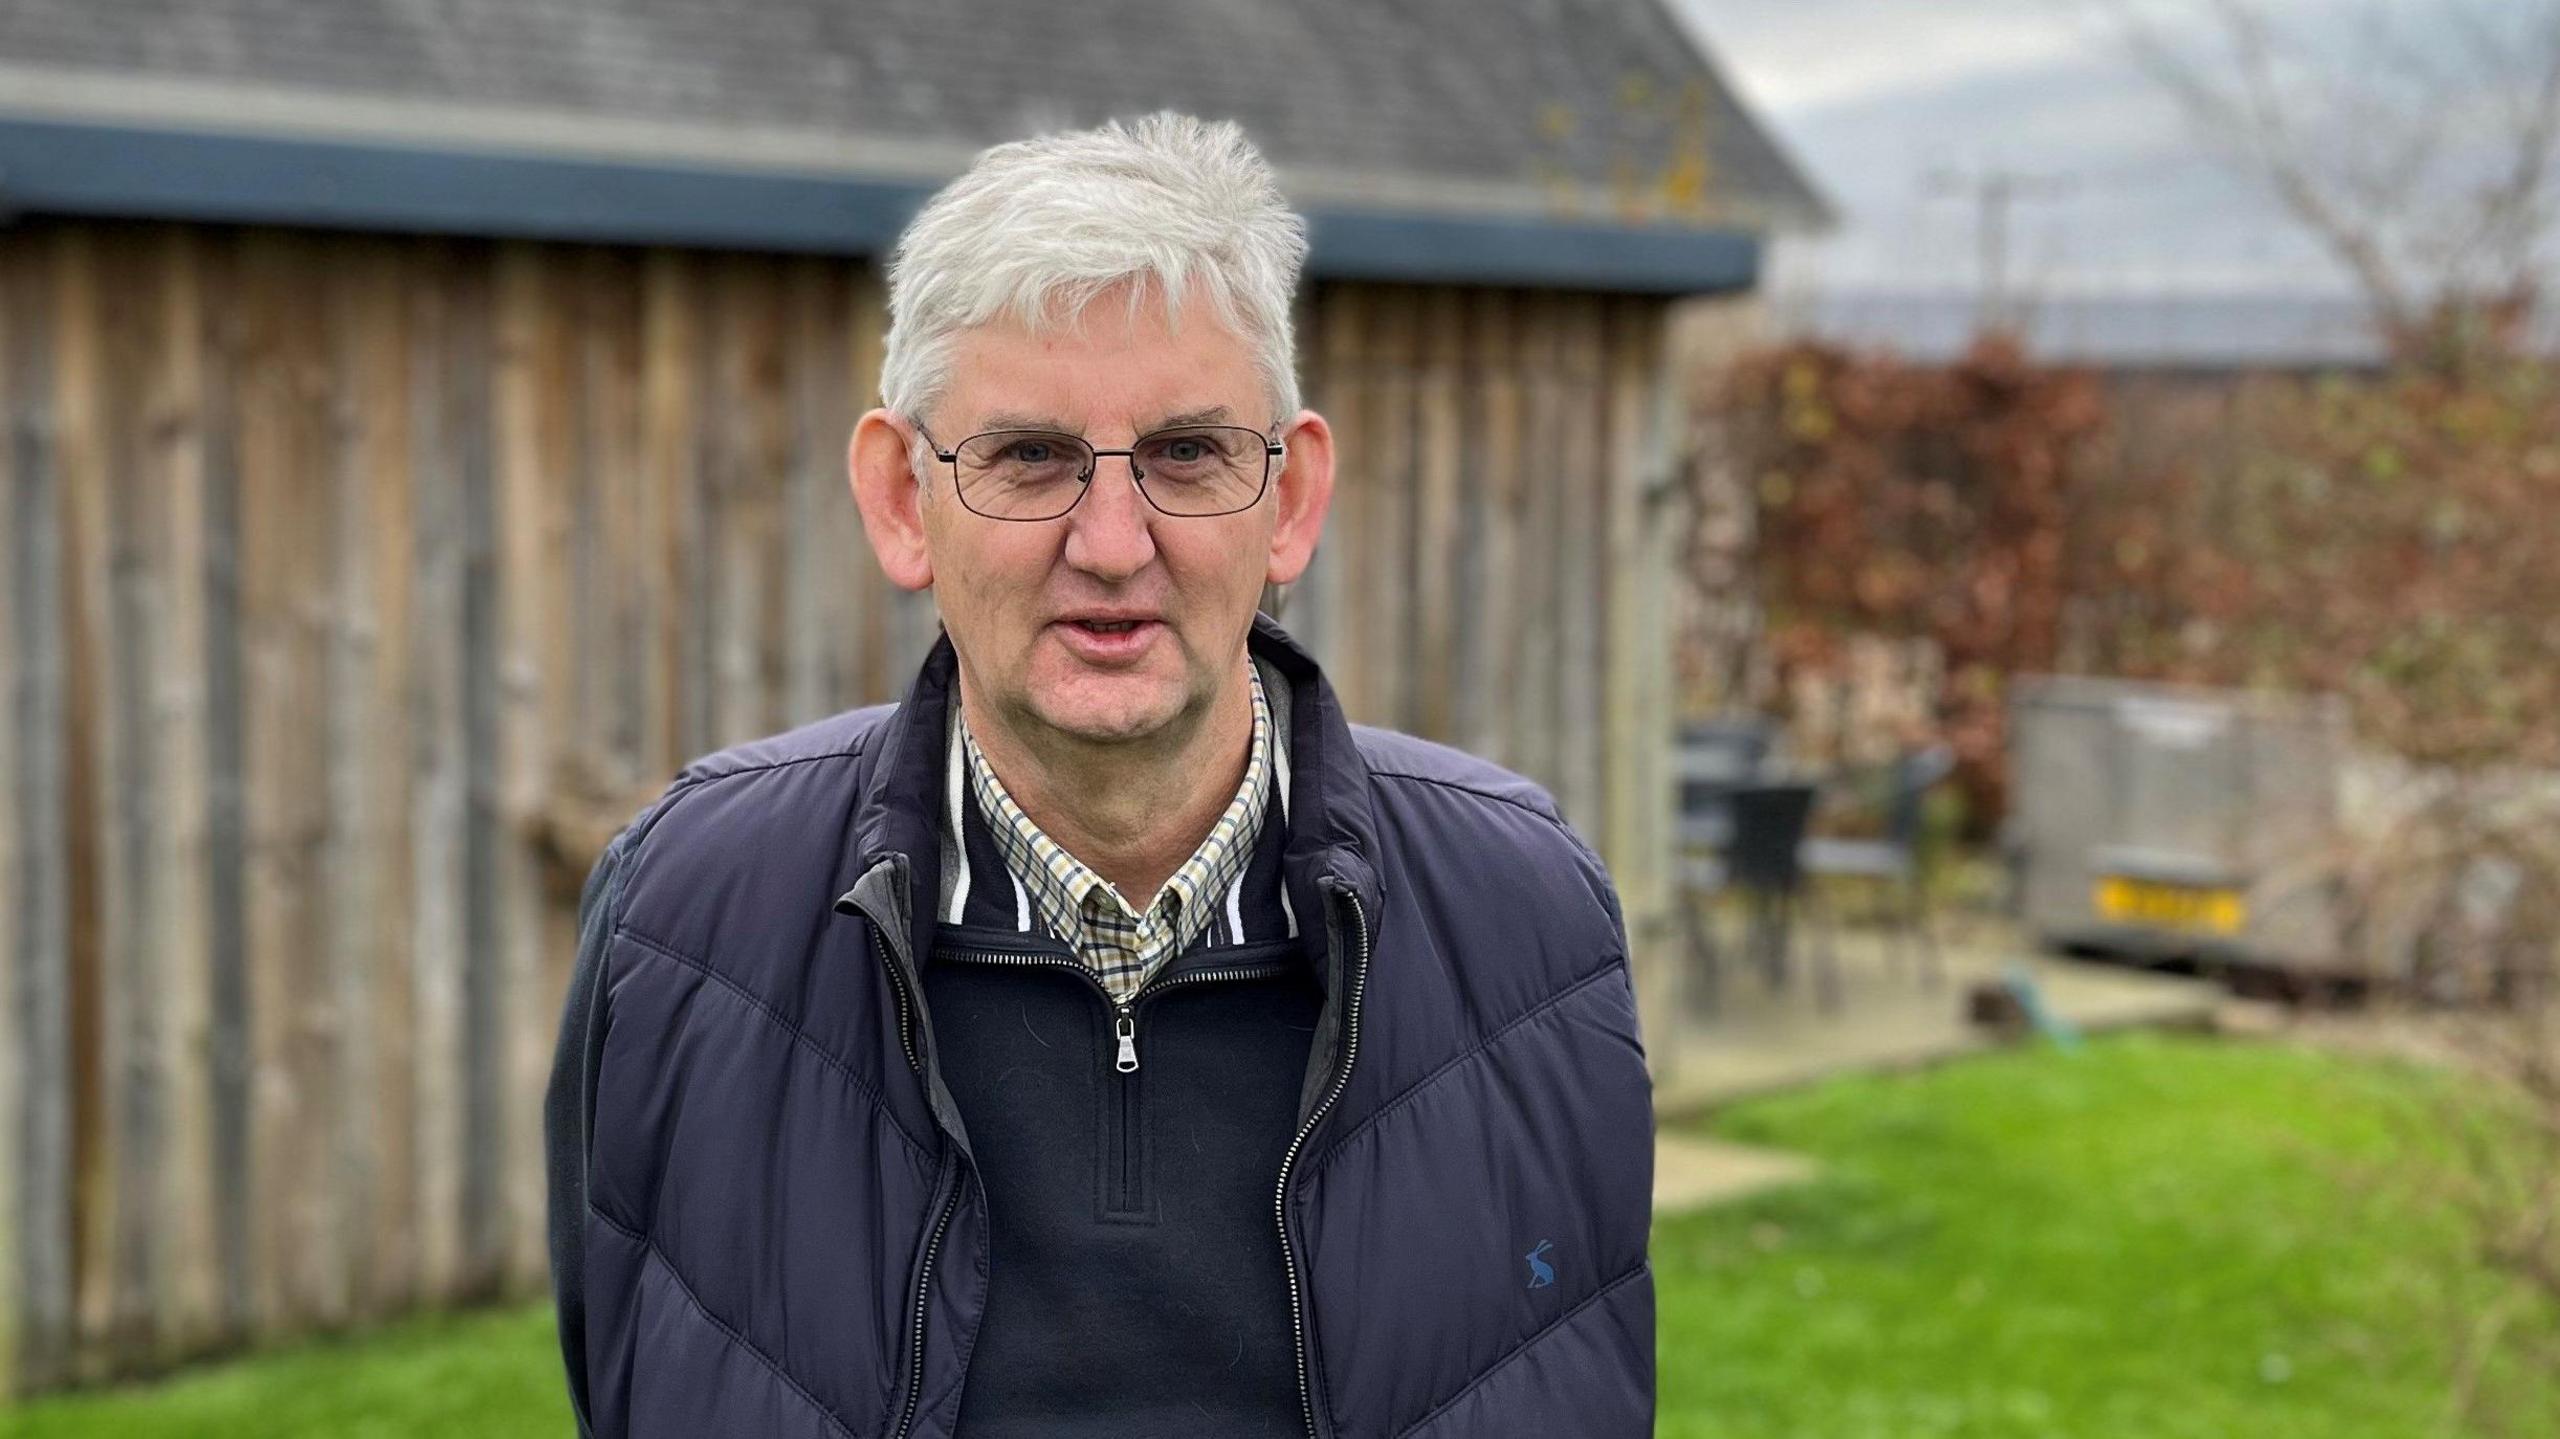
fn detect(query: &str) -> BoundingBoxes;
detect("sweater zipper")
[910,935,1308,1432]
[1277,885,1369,1439]
[939,945,1291,1071]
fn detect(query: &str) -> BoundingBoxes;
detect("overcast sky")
[1676,0,2359,298]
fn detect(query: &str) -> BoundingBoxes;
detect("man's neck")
[957,656,1255,906]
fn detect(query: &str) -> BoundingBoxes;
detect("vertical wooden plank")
[1302,285,1361,679]
[149,226,225,1365]
[1599,297,1674,1072]
[562,250,606,764]
[584,249,646,784]
[0,224,21,1401]
[1311,285,1367,709]
[639,251,701,774]
[1463,290,1525,768]
[1553,295,1607,837]
[785,258,847,720]
[349,240,421,1317]
[1512,292,1565,794]
[315,237,391,1320]
[237,226,347,1333]
[493,241,571,1290]
[4,219,76,1397]
[1636,308,1683,1068]
[195,229,255,1348]
[450,243,507,1300]
[232,226,286,1337]
[1366,287,1418,730]
[407,238,470,1306]
[319,242,378,1321]
[846,263,892,705]
[51,224,120,1382]
[1412,287,1466,744]
[291,231,352,1331]
[92,226,175,1372]
[708,255,790,744]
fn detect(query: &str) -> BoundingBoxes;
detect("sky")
[1675,0,2369,300]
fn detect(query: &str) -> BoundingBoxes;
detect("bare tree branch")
[2077,0,2560,361]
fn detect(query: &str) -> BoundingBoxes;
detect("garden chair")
[1802,743,1955,992]
[1716,779,1845,1014]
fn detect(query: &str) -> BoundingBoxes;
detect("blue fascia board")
[1302,209,1758,294]
[0,116,1760,294]
[0,116,939,253]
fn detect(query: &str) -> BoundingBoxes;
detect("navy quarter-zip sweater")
[923,651,1314,1435]
[545,612,1657,1439]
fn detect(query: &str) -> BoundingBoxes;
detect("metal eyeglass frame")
[910,418,1288,520]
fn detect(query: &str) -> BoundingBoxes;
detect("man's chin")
[1019,661,1180,740]
[1031,693,1181,745]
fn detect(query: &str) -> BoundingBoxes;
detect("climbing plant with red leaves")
[1702,333,2107,828]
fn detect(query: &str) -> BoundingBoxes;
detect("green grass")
[0,1301,570,1439]
[5,1031,2551,1437]
[1656,1029,2560,1438]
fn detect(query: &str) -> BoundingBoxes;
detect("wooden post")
[1600,297,1677,1079]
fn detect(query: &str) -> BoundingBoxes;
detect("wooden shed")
[0,0,1826,1396]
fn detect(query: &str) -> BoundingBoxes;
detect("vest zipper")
[873,928,922,1074]
[895,1159,962,1439]
[1276,886,1369,1439]
[840,880,958,1439]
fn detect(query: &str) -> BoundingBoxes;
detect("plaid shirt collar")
[956,658,1274,1001]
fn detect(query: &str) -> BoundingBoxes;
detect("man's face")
[900,284,1302,748]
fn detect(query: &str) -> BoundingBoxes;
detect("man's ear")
[1264,409,1335,589]
[849,409,934,592]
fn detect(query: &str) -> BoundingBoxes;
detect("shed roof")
[0,0,1830,294]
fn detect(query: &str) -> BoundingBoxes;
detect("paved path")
[1653,1132,1822,1213]
[1647,918,2226,1210]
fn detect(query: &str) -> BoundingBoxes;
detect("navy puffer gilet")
[545,612,1656,1438]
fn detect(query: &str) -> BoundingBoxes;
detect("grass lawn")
[1657,1029,2560,1438]
[0,1300,573,1439]
[5,1030,2551,1437]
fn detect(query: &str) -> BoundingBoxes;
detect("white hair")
[878,110,1310,439]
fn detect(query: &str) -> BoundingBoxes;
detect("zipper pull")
[1114,1009,1139,1073]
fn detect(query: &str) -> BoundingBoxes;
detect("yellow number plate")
[2093,877,2246,935]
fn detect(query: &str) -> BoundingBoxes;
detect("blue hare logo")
[1524,1239,1556,1289]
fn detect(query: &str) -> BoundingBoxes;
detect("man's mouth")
[1053,615,1163,661]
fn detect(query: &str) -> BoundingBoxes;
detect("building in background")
[0,0,1825,1395]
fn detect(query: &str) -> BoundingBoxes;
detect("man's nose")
[1061,452,1159,578]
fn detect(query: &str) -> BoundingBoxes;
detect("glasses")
[913,420,1286,521]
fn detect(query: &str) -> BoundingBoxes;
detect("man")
[545,110,1655,1439]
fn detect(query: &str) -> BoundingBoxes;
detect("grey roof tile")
[0,0,1828,230]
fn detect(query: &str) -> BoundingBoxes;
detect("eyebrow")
[975,404,1235,435]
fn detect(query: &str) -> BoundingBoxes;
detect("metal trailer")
[2004,673,2351,974]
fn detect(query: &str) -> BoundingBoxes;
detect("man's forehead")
[935,298,1265,435]
[967,403,1243,435]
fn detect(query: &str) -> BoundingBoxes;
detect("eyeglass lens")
[951,427,1269,520]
